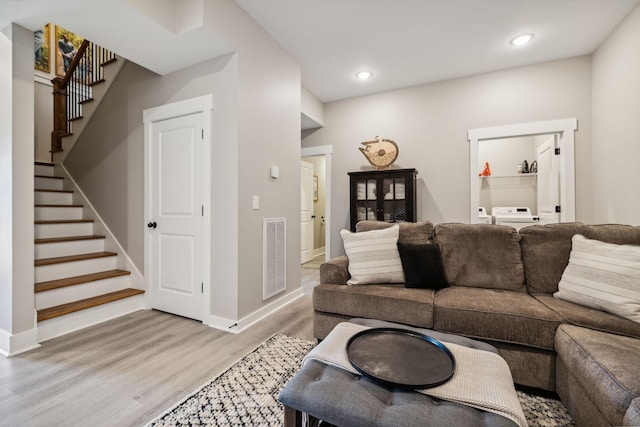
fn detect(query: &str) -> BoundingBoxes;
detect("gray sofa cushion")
[434,287,562,350]
[520,223,640,294]
[555,324,640,426]
[356,220,434,244]
[533,294,640,339]
[519,222,590,294]
[313,283,435,328]
[434,224,525,291]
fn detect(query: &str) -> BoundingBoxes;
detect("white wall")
[592,4,640,225]
[478,137,538,214]
[0,24,37,356]
[303,56,593,257]
[64,0,301,324]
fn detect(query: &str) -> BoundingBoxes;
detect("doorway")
[301,145,332,261]
[468,119,577,224]
[143,95,213,322]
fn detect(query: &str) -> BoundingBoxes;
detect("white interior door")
[537,135,560,225]
[301,160,314,264]
[149,112,204,320]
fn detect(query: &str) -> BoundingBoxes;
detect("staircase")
[34,161,144,341]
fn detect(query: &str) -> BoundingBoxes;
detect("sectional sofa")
[313,221,640,426]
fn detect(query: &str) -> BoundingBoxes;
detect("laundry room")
[478,134,557,229]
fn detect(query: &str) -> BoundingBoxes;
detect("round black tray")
[346,327,455,389]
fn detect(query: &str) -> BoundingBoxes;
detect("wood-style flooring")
[0,267,319,427]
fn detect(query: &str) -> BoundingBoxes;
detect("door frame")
[468,118,577,224]
[301,145,332,260]
[143,94,213,321]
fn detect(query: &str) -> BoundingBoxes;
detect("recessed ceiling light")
[510,33,534,46]
[355,71,373,80]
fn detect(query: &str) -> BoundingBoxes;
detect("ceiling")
[1,0,639,103]
[235,0,640,102]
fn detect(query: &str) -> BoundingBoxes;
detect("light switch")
[252,195,259,210]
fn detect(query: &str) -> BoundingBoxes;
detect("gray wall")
[65,0,301,323]
[303,56,593,257]
[592,4,640,225]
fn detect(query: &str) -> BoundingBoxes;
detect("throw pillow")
[340,224,404,285]
[554,234,640,323]
[397,242,449,289]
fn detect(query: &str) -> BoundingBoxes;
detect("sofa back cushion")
[356,220,433,244]
[519,223,590,294]
[433,223,525,291]
[520,223,640,294]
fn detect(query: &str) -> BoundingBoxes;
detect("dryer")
[491,207,538,231]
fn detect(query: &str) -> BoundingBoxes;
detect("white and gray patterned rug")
[147,334,574,426]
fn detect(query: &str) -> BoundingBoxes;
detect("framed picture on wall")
[34,24,50,73]
[55,25,84,77]
[313,175,319,202]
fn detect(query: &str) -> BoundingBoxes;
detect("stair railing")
[50,39,116,160]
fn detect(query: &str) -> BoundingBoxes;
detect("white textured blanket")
[303,322,527,427]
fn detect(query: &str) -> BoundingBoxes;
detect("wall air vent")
[263,218,286,300]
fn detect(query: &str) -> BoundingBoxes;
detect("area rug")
[147,334,574,426]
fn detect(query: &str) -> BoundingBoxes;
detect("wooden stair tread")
[35,189,73,194]
[35,174,64,180]
[35,161,54,167]
[35,204,83,208]
[35,251,117,266]
[37,288,144,322]
[35,269,131,293]
[35,219,94,224]
[35,235,105,244]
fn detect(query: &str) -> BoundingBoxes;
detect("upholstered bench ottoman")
[279,319,523,427]
[555,324,640,427]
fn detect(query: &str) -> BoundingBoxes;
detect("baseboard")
[313,247,325,258]
[236,288,304,333]
[0,327,41,357]
[205,288,304,335]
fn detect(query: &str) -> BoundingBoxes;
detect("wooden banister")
[50,39,115,161]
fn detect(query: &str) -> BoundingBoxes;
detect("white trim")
[312,247,325,258]
[143,94,213,322]
[59,164,145,290]
[206,288,304,334]
[301,145,333,261]
[0,327,40,357]
[468,119,577,224]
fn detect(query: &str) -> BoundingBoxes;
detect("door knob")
[147,221,157,229]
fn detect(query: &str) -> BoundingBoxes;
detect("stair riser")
[35,222,93,239]
[35,192,73,205]
[35,257,117,282]
[35,275,131,310]
[35,239,105,259]
[35,206,83,221]
[35,177,64,191]
[35,165,55,176]
[37,294,145,342]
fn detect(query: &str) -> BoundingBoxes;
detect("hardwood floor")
[0,287,316,426]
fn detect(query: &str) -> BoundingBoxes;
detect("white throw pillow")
[340,224,405,285]
[554,234,640,323]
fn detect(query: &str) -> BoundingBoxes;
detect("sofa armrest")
[319,256,350,285]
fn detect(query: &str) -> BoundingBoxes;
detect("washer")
[491,207,538,231]
[478,207,492,224]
